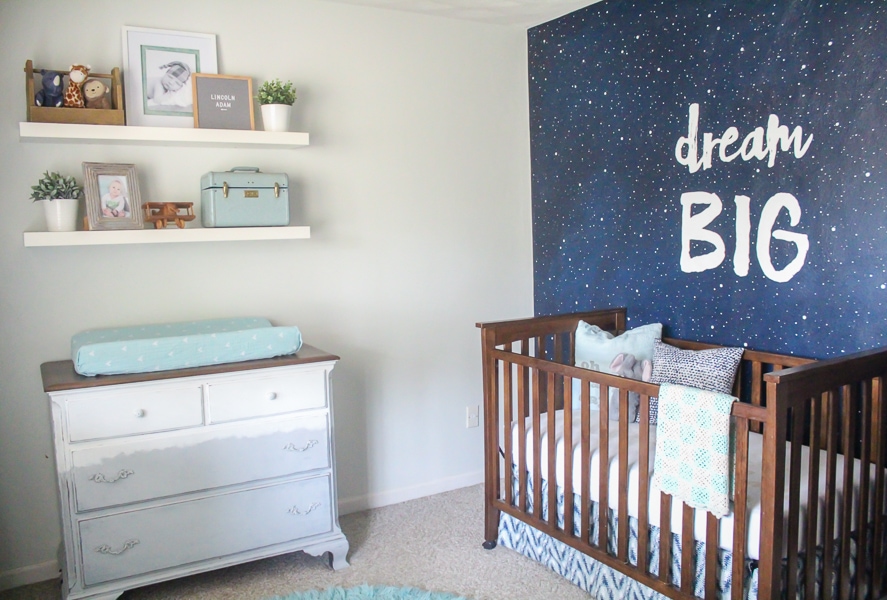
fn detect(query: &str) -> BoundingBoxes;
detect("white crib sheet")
[510,409,877,560]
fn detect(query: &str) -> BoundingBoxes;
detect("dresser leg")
[303,537,350,570]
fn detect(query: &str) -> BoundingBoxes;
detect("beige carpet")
[1,484,591,600]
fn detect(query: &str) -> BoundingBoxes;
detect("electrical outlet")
[466,405,480,428]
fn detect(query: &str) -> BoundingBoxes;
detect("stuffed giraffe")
[63,64,91,108]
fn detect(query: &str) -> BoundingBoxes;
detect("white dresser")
[42,345,349,600]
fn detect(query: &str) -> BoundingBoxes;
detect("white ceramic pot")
[40,198,79,232]
[261,103,293,132]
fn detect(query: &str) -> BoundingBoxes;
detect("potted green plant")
[256,78,297,132]
[31,170,82,232]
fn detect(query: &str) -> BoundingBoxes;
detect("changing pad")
[71,317,302,376]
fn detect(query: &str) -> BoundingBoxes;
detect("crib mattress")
[71,317,302,376]
[510,409,874,560]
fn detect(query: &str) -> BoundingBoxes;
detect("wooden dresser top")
[41,344,339,392]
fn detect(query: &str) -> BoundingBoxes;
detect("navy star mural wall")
[530,0,886,358]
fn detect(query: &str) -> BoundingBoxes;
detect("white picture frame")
[121,26,218,127]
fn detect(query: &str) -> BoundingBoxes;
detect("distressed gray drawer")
[71,413,330,512]
[79,475,333,586]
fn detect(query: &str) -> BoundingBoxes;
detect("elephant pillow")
[572,321,662,409]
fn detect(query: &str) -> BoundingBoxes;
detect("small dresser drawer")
[71,413,330,512]
[208,367,327,423]
[66,384,204,442]
[79,475,333,586]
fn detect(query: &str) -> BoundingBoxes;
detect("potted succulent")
[256,78,297,132]
[31,170,82,232]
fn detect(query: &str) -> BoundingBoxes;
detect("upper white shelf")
[23,226,311,247]
[19,122,309,148]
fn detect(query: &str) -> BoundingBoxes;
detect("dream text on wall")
[675,102,813,283]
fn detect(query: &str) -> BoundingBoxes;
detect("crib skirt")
[497,477,868,599]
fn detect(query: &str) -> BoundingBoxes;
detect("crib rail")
[759,348,887,600]
[478,309,887,600]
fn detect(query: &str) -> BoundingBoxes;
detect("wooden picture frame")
[192,74,255,130]
[82,162,144,231]
[121,26,218,127]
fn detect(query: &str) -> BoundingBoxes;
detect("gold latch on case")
[274,183,280,198]
[223,182,229,198]
[244,190,259,198]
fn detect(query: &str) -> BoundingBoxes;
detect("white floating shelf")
[19,122,309,148]
[23,226,311,247]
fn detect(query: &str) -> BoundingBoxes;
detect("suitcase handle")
[228,166,261,173]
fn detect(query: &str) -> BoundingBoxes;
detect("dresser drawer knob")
[95,539,140,555]
[90,469,134,484]
[283,439,318,452]
[268,392,278,401]
[288,502,321,516]
[134,409,146,418]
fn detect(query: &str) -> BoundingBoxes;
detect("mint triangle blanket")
[651,383,736,518]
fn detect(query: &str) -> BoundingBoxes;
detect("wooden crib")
[478,308,887,600]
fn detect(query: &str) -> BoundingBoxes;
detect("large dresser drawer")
[66,384,204,442]
[207,367,327,423]
[71,413,330,512]
[79,475,333,586]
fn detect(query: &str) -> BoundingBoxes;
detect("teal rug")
[271,585,469,600]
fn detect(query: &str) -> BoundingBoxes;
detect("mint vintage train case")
[200,167,289,227]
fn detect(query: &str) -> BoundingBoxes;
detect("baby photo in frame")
[83,162,144,231]
[121,26,218,127]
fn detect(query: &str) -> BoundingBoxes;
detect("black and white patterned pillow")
[644,340,744,424]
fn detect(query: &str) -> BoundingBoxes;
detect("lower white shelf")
[23,226,311,247]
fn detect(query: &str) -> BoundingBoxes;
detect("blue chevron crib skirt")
[497,477,865,599]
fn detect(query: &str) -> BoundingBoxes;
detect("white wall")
[0,0,534,588]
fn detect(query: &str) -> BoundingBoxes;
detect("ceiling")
[318,0,601,27]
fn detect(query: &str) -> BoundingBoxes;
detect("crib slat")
[637,395,651,575]
[751,360,763,433]
[785,404,804,600]
[547,371,558,528]
[617,390,630,561]
[681,503,694,594]
[840,385,856,600]
[659,493,672,584]
[554,334,564,404]
[872,377,886,598]
[532,365,542,520]
[503,359,513,508]
[855,379,871,600]
[823,389,838,600]
[563,374,575,537]
[704,512,718,600]
[731,417,749,600]
[517,344,528,515]
[581,379,592,546]
[599,389,610,553]
[805,394,823,600]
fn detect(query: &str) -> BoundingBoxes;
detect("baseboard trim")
[338,470,483,515]
[0,560,60,592]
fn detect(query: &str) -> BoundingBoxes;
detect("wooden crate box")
[25,59,125,125]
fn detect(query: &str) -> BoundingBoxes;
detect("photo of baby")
[143,48,198,114]
[123,28,217,127]
[99,176,131,218]
[83,162,144,230]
